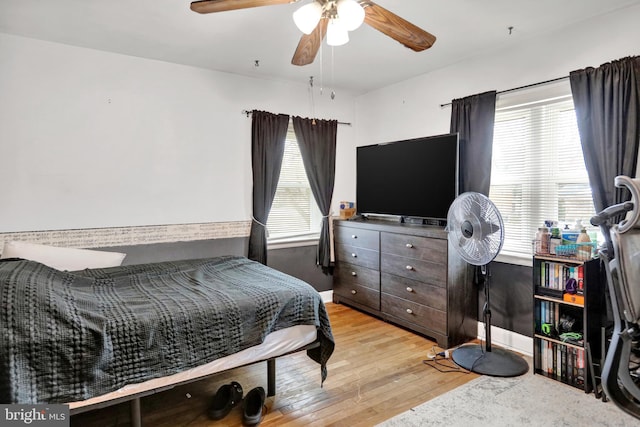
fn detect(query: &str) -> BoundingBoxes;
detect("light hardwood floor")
[71,302,478,427]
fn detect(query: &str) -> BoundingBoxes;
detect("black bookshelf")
[532,256,605,393]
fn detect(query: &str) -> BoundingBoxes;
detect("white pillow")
[0,241,126,271]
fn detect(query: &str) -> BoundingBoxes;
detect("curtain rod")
[241,110,351,126]
[439,75,569,108]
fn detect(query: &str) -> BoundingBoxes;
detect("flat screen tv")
[356,133,459,223]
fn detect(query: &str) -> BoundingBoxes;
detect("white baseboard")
[476,321,533,357]
[319,290,333,304]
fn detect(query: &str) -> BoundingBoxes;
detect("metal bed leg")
[267,359,276,397]
[130,397,142,427]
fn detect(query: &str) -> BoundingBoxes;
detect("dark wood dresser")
[333,218,476,348]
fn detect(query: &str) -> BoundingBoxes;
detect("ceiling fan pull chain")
[330,45,336,100]
[308,75,316,119]
[319,37,324,95]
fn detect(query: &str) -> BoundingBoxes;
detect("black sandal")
[242,386,266,426]
[207,381,243,420]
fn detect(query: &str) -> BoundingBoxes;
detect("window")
[489,84,596,262]
[267,122,322,244]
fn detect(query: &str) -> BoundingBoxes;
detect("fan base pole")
[452,344,528,377]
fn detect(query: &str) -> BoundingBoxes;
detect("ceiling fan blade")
[191,0,294,14]
[361,1,436,51]
[291,18,328,66]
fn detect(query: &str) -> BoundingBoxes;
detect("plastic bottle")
[535,227,550,254]
[576,227,592,259]
[562,223,580,245]
[550,226,561,255]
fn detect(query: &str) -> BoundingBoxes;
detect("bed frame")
[69,341,320,427]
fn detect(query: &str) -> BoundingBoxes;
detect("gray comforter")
[0,255,334,404]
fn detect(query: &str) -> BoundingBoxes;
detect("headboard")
[100,238,248,265]
[0,221,250,265]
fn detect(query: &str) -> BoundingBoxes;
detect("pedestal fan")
[446,192,529,377]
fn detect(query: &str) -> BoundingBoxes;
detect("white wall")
[0,33,356,233]
[3,2,639,234]
[347,4,640,203]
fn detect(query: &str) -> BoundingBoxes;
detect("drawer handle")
[406,287,413,293]
[351,234,357,239]
[406,308,413,315]
[406,243,414,248]
[405,265,414,271]
[351,271,357,276]
[351,253,357,258]
[351,290,357,295]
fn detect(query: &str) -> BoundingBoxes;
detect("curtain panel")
[449,90,498,196]
[292,116,338,271]
[570,56,640,213]
[248,110,290,264]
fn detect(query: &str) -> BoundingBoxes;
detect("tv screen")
[356,133,459,222]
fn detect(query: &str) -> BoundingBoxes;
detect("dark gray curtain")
[449,90,497,195]
[248,110,290,264]
[570,56,640,212]
[293,116,338,271]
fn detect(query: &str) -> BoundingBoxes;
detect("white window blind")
[489,87,596,259]
[267,123,322,242]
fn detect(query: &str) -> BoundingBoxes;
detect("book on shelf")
[537,261,585,298]
[577,264,584,294]
[537,340,586,388]
[576,348,585,387]
[560,346,567,382]
[567,346,574,384]
[539,300,562,336]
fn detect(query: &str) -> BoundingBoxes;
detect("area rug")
[377,372,639,427]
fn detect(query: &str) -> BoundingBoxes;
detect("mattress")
[1,256,334,404]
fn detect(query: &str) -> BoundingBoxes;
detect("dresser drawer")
[334,281,380,310]
[382,293,446,333]
[335,244,380,270]
[335,226,379,250]
[381,272,446,311]
[334,263,380,291]
[381,253,446,287]
[381,232,447,263]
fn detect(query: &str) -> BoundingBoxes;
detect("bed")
[0,253,334,425]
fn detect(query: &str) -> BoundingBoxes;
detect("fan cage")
[446,192,504,266]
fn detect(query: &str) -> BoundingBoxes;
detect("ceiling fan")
[190,0,436,66]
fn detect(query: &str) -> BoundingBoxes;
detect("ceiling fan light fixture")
[336,0,365,31]
[293,1,323,35]
[326,18,349,46]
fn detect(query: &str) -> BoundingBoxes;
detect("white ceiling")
[2,0,639,94]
